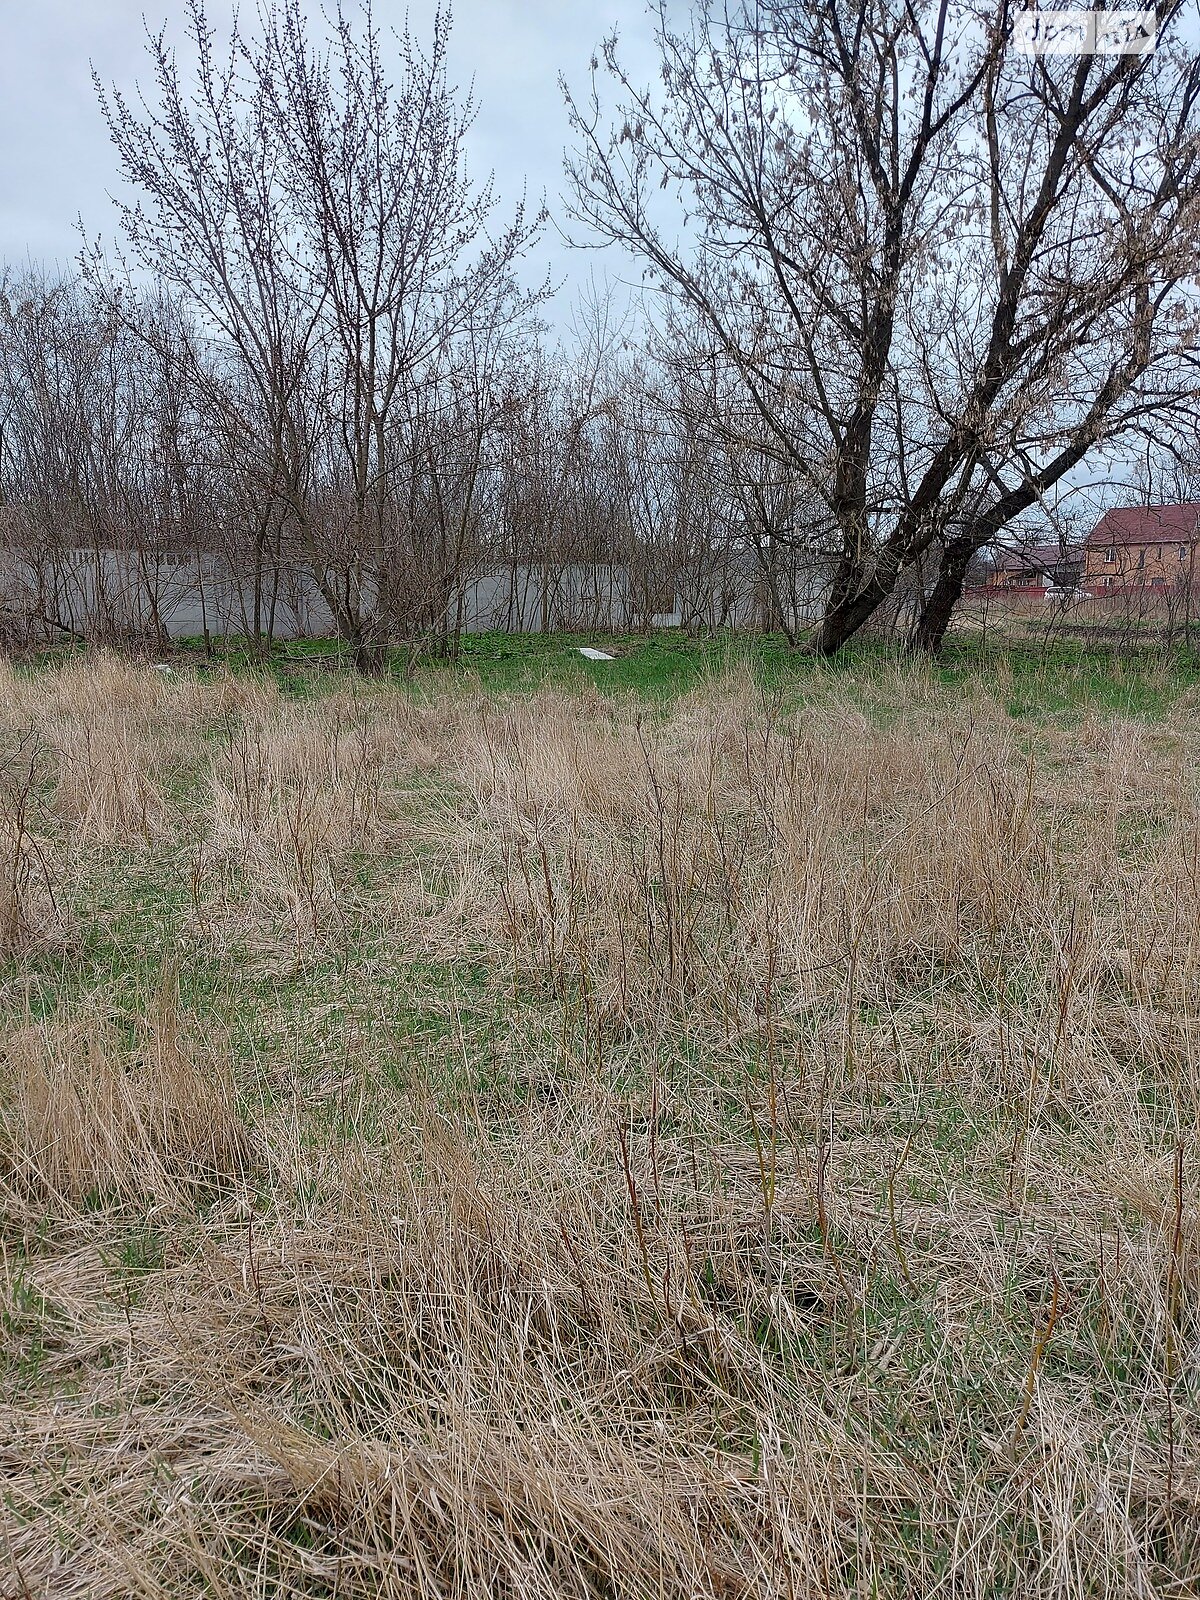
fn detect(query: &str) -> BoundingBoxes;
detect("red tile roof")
[1086,504,1200,547]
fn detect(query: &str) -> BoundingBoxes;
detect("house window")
[1105,546,1115,563]
[1103,576,1114,588]
[1137,548,1146,569]
[1181,545,1188,563]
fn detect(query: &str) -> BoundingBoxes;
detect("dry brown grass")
[0,651,1198,1597]
[1,976,250,1210]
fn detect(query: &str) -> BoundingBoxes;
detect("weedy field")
[1,639,1199,1598]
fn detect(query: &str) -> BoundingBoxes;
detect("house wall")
[1083,540,1198,595]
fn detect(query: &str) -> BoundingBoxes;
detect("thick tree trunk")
[909,536,978,654]
[352,632,388,677]
[812,557,895,656]
[813,592,876,654]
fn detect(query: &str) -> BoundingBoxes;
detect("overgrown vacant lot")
[1,642,1199,1597]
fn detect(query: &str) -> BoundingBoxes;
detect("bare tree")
[95,0,546,670]
[93,4,327,652]
[259,1,548,667]
[565,0,1200,654]
[0,271,217,648]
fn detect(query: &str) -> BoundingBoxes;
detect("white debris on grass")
[152,663,173,674]
[575,647,615,661]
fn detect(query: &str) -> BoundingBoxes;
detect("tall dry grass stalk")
[0,656,1198,1596]
[0,730,63,955]
[0,975,250,1209]
[207,702,419,958]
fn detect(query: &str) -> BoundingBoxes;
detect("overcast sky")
[0,0,658,316]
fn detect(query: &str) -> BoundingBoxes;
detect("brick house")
[1082,504,1200,597]
[974,542,1083,600]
